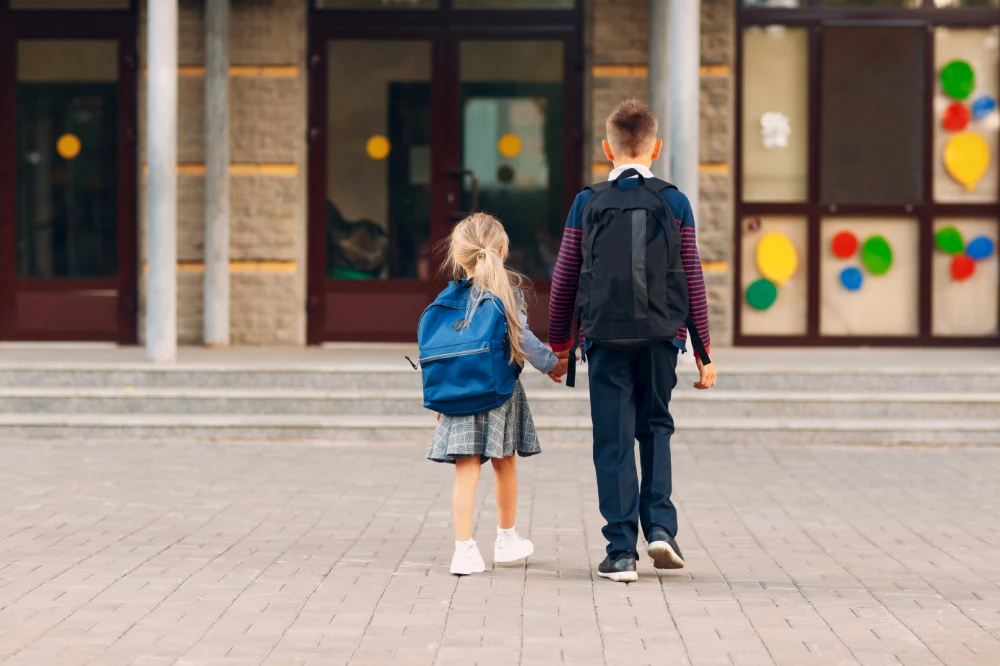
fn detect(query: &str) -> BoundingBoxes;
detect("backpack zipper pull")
[404,356,419,370]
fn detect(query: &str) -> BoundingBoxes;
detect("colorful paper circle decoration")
[861,235,893,276]
[56,133,81,160]
[745,278,778,312]
[941,59,975,101]
[497,134,522,158]
[942,102,971,132]
[755,232,798,286]
[839,267,863,292]
[966,235,995,261]
[944,132,991,192]
[971,95,997,121]
[831,230,858,259]
[935,226,965,255]
[951,254,975,282]
[365,135,391,161]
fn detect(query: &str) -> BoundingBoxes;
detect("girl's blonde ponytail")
[447,213,527,367]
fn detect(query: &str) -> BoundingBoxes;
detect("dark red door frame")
[306,3,583,344]
[733,2,1000,347]
[0,3,138,343]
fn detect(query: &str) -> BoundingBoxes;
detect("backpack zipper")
[418,346,490,365]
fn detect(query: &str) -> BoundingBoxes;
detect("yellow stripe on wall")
[592,162,730,176]
[591,64,730,78]
[148,261,298,274]
[702,261,729,274]
[153,66,299,78]
[144,164,299,177]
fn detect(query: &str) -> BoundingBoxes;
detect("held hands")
[694,357,718,390]
[547,357,569,383]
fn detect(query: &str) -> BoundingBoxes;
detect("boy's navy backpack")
[412,280,520,417]
[576,168,689,350]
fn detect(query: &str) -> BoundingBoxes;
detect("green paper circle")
[941,60,975,101]
[746,278,778,311]
[935,226,964,255]
[861,235,893,276]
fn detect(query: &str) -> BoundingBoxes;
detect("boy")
[549,99,718,582]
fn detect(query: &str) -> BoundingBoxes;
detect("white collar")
[608,163,655,181]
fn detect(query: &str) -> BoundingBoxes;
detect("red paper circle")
[942,102,971,132]
[951,254,976,281]
[831,231,859,259]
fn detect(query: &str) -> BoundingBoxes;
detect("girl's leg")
[452,457,481,541]
[491,454,517,530]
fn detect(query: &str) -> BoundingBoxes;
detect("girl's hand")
[436,412,442,421]
[548,358,569,383]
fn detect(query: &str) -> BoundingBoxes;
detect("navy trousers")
[587,341,679,557]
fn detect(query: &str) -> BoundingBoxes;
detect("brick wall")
[138,0,306,346]
[587,0,735,345]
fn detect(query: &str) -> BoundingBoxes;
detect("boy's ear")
[650,139,663,162]
[602,139,615,163]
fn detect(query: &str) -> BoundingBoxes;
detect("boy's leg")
[587,344,640,557]
[635,342,679,539]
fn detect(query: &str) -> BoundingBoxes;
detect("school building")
[1,0,998,352]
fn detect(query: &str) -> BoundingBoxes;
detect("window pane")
[459,41,564,281]
[933,219,998,337]
[934,28,999,203]
[820,218,919,336]
[933,0,998,5]
[17,40,119,279]
[454,0,573,7]
[11,0,129,8]
[824,0,920,6]
[316,0,437,8]
[821,26,925,205]
[742,26,808,202]
[743,0,805,5]
[326,41,432,280]
[740,216,808,336]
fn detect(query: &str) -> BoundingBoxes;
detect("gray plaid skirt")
[427,380,541,464]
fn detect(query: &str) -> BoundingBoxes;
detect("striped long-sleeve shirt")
[548,165,711,357]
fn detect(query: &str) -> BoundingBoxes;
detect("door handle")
[446,168,479,220]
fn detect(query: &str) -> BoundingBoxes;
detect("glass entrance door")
[310,30,578,343]
[0,32,136,342]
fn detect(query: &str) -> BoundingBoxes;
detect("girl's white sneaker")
[494,532,534,564]
[450,541,486,575]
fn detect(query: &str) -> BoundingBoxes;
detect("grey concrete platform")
[0,439,998,666]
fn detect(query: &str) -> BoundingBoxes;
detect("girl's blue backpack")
[411,280,519,417]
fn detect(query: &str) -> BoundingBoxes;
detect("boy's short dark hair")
[606,99,658,159]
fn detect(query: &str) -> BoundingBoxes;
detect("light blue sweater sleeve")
[520,311,558,374]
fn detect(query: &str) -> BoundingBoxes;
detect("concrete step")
[2,387,999,419]
[1,413,998,446]
[2,363,1000,392]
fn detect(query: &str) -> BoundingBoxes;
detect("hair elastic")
[477,248,487,259]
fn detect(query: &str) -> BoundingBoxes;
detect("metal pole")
[204,0,230,347]
[147,0,178,363]
[649,0,671,180]
[669,0,700,361]
[669,0,700,218]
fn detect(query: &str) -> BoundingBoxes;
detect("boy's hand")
[694,358,717,390]
[554,349,571,359]
[547,357,569,383]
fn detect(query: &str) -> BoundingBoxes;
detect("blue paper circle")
[840,267,863,291]
[971,95,997,121]
[967,235,995,261]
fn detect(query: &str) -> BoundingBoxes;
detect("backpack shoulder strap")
[643,177,677,194]
[584,180,614,195]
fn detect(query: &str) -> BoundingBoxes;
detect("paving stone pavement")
[0,439,998,666]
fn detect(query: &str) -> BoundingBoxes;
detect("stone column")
[669,0,700,360]
[649,0,671,180]
[204,0,230,347]
[146,0,178,363]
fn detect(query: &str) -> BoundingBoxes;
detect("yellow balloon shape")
[944,132,991,192]
[365,135,391,161]
[756,232,798,286]
[497,133,522,158]
[56,133,81,160]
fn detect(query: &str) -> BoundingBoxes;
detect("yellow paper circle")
[365,135,391,161]
[497,133,522,158]
[944,132,990,192]
[56,133,81,160]
[756,232,798,286]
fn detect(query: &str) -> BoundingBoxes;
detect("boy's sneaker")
[647,526,685,569]
[450,541,486,575]
[597,553,638,583]
[494,532,534,564]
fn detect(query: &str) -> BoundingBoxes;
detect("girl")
[427,213,568,575]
